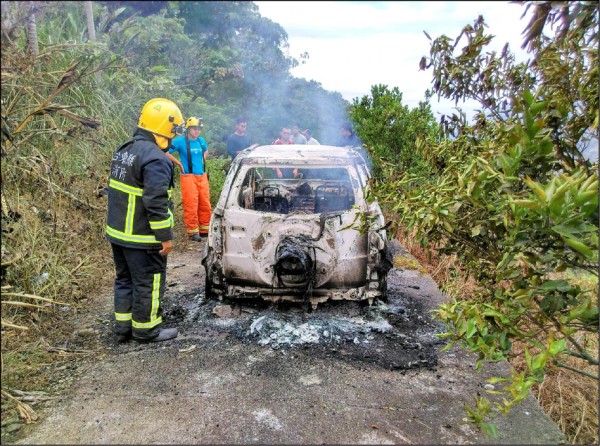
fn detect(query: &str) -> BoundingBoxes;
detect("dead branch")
[56,108,99,128]
[46,346,94,355]
[1,301,45,309]
[70,259,87,275]
[1,292,67,305]
[13,60,81,134]
[11,389,58,403]
[28,104,100,128]
[1,389,38,423]
[552,360,598,380]
[1,253,22,267]
[1,319,29,330]
[10,389,57,403]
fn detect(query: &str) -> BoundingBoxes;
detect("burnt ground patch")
[117,276,447,373]
[92,243,445,373]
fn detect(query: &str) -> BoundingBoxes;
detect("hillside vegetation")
[1,1,598,444]
[350,2,598,441]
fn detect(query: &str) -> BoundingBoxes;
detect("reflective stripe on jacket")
[106,130,175,249]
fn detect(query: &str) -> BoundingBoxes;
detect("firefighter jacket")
[106,130,175,249]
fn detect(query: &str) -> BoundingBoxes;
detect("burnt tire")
[378,242,393,301]
[205,274,216,300]
[203,247,221,300]
[378,274,388,302]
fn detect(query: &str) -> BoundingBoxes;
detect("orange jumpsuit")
[180,173,211,236]
[168,135,212,236]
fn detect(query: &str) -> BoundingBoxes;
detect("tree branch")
[552,360,598,380]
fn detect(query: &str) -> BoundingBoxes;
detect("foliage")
[1,10,124,425]
[1,1,597,442]
[94,0,349,147]
[206,157,228,207]
[374,0,598,435]
[349,84,439,177]
[1,3,131,314]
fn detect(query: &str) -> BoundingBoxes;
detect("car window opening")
[239,167,356,214]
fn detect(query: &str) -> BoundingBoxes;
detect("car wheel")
[378,274,388,301]
[205,273,215,299]
[203,247,220,300]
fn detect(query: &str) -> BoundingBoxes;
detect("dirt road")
[10,240,564,444]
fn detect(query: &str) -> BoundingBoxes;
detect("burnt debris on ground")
[95,273,445,373]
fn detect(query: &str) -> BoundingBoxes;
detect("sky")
[254,1,533,119]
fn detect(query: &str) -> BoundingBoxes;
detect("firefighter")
[165,117,212,241]
[106,98,184,343]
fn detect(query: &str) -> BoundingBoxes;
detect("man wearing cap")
[166,117,212,241]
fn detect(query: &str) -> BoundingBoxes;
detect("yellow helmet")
[186,116,204,129]
[137,98,184,138]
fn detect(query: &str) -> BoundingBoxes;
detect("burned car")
[202,145,392,309]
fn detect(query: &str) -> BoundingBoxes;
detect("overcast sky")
[254,1,533,119]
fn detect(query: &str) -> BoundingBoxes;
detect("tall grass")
[1,30,137,428]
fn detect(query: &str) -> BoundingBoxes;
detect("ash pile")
[248,313,394,349]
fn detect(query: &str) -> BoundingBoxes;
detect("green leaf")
[466,319,478,338]
[512,199,540,209]
[574,190,599,207]
[551,223,598,238]
[532,352,547,370]
[524,177,547,202]
[564,237,594,258]
[548,339,567,355]
[530,101,546,116]
[523,90,534,107]
[538,280,571,292]
[487,376,509,384]
[481,422,499,439]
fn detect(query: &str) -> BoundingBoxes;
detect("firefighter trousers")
[111,243,167,340]
[180,173,212,236]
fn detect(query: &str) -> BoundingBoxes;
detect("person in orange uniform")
[166,117,212,241]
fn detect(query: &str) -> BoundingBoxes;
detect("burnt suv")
[202,144,392,309]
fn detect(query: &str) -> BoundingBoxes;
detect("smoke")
[228,63,351,147]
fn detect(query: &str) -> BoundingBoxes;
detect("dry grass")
[394,225,599,445]
[394,226,478,298]
[531,349,598,444]
[1,164,113,424]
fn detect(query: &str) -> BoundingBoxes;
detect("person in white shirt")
[302,129,320,145]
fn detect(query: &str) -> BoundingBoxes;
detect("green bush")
[374,3,599,436]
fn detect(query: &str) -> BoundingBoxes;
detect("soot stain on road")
[140,281,447,373]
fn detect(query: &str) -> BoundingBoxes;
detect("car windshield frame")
[227,163,365,215]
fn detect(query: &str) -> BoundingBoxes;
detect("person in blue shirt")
[226,116,258,161]
[166,117,212,241]
[337,122,372,169]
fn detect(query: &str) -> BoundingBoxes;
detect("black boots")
[133,327,178,343]
[118,327,179,343]
[116,332,132,343]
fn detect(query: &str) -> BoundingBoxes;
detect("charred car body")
[202,145,392,309]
